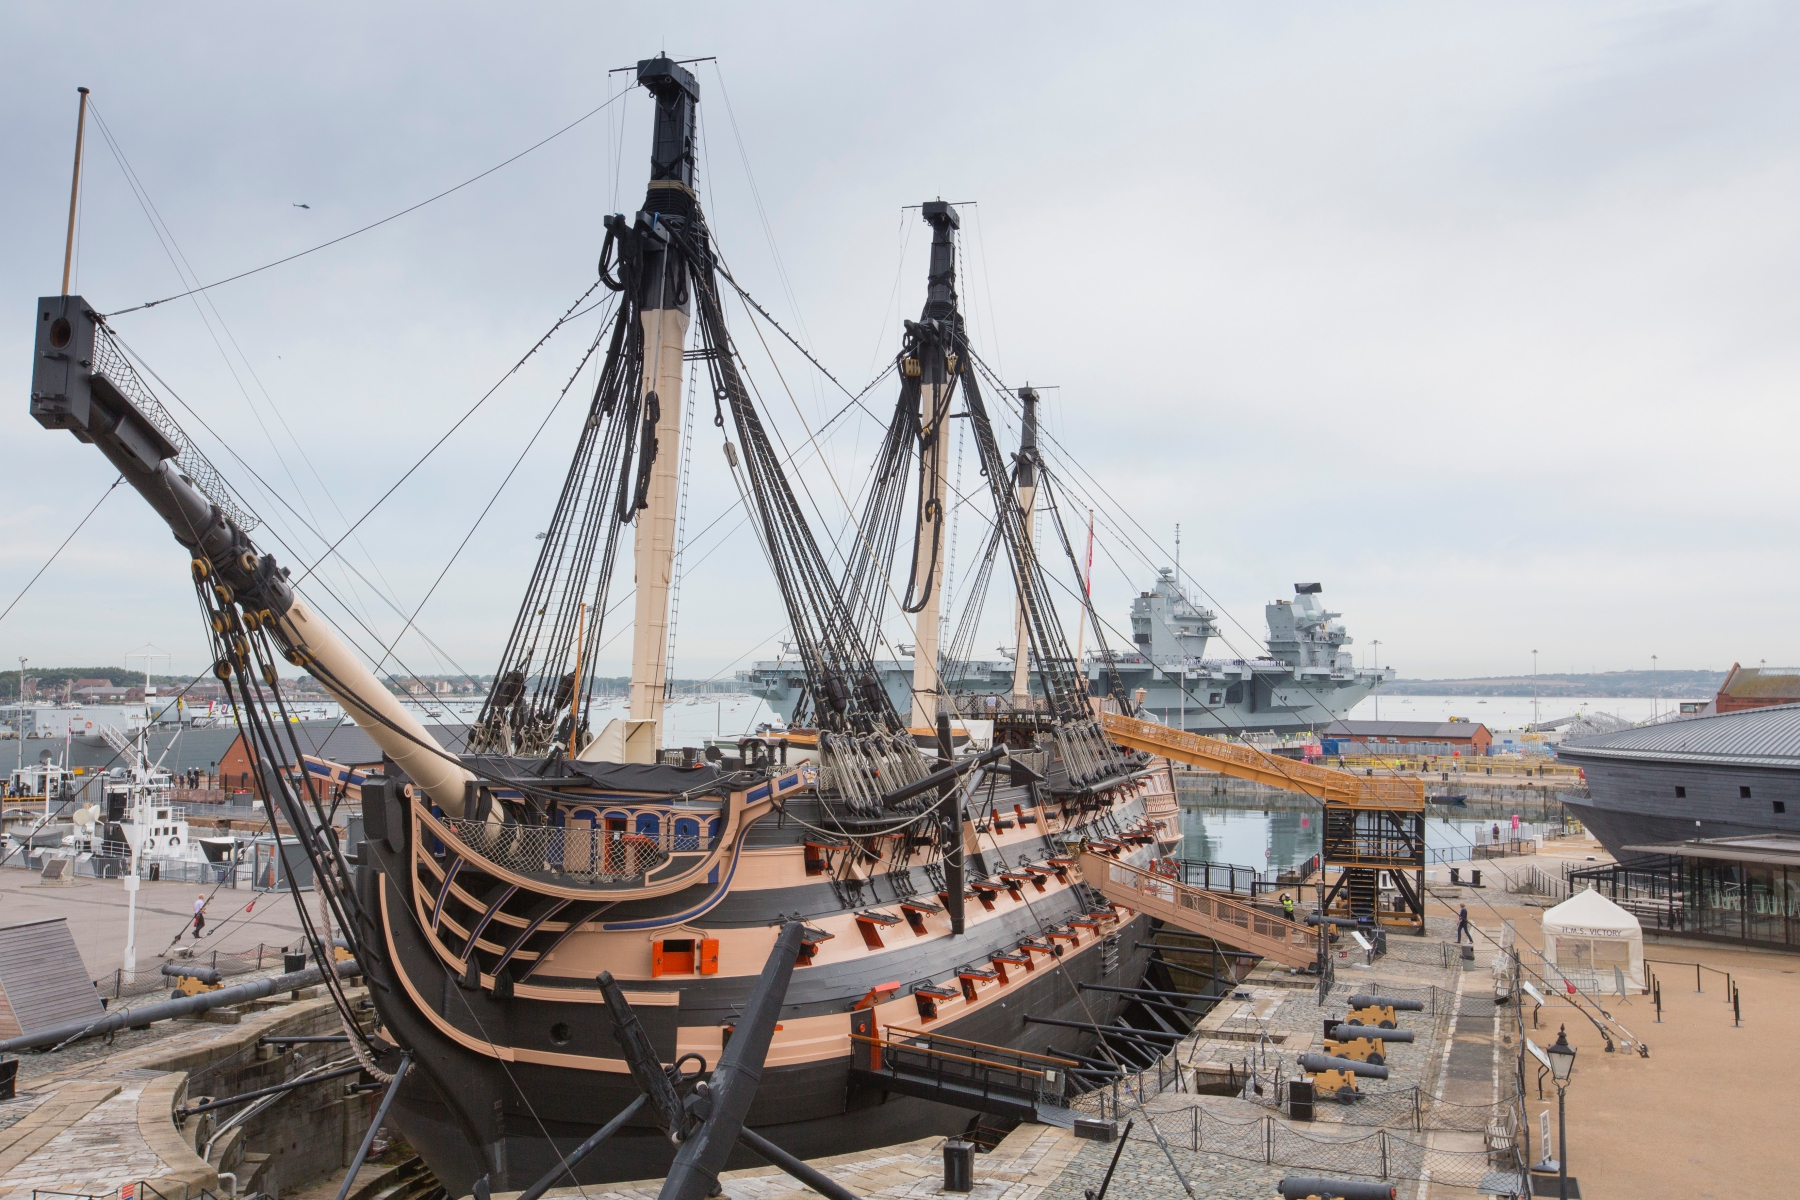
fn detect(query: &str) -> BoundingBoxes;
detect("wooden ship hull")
[350,760,1171,1189]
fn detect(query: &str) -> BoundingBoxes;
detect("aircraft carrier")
[741,573,1388,735]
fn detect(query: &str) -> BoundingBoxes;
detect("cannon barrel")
[1328,1024,1415,1044]
[1347,994,1425,1012]
[1303,914,1366,928]
[1278,1179,1396,1200]
[1296,1053,1390,1080]
[161,962,222,985]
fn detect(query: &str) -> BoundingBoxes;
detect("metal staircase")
[1100,712,1428,932]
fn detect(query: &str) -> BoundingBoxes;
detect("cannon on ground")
[1343,994,1425,1029]
[1323,1023,1415,1065]
[1277,1179,1396,1200]
[1296,1052,1390,1101]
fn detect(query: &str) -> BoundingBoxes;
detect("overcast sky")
[4,3,1798,687]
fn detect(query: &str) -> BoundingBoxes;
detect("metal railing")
[859,1027,1073,1112]
[1087,853,1316,966]
[90,325,258,531]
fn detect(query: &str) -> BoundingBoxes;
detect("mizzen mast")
[1009,386,1039,707]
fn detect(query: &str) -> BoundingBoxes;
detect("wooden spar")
[570,600,585,755]
[61,87,90,297]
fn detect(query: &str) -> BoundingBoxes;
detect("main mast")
[625,57,699,754]
[907,200,960,730]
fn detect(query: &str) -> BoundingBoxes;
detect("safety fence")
[1505,863,1573,902]
[4,852,243,886]
[95,942,302,1002]
[1142,1105,1528,1194]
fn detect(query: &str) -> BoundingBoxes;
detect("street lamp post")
[1546,1024,1577,1199]
[1532,649,1539,729]
[1371,640,1382,721]
[15,656,25,777]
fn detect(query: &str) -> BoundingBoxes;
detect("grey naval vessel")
[742,572,1388,736]
[29,58,1194,1194]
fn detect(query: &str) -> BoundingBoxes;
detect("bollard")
[1733,983,1741,1027]
[942,1138,974,1193]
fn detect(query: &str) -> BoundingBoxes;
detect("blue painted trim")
[430,857,463,932]
[464,884,519,952]
[491,898,571,976]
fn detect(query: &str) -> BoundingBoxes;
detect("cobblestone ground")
[1036,1131,1376,1200]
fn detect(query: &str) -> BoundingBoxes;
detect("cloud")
[3,3,1796,682]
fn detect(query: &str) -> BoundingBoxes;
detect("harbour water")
[1174,799,1563,876]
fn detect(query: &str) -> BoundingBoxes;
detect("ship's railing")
[434,815,723,885]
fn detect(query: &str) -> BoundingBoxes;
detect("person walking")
[1280,892,1295,919]
[1455,903,1472,944]
[192,893,208,941]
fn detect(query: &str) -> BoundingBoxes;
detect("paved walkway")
[0,989,352,1200]
[530,1123,1087,1200]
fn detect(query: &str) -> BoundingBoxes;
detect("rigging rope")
[103,88,633,317]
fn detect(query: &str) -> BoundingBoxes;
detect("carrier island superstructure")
[743,572,1389,735]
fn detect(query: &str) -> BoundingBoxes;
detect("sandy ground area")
[1427,856,1799,1198]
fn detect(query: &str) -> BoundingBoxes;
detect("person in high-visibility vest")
[1280,892,1295,919]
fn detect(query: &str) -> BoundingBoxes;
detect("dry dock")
[0,847,1788,1200]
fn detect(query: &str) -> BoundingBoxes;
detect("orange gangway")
[1080,852,1318,969]
[1101,712,1423,808]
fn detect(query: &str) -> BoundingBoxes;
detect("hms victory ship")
[743,568,1388,736]
[29,59,1196,1193]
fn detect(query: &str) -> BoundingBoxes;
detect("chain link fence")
[1148,1105,1529,1194]
[94,942,306,1001]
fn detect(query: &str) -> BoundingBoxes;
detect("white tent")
[1541,886,1644,993]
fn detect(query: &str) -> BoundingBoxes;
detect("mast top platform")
[636,56,700,102]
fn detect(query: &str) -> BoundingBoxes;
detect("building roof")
[1718,663,1800,701]
[1542,886,1640,935]
[1322,720,1490,740]
[67,726,241,773]
[250,719,470,768]
[1621,833,1800,867]
[1558,703,1800,769]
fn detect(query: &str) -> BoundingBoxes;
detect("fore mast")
[906,201,960,730]
[626,57,699,755]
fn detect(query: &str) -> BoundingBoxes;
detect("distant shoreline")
[1380,669,1722,699]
